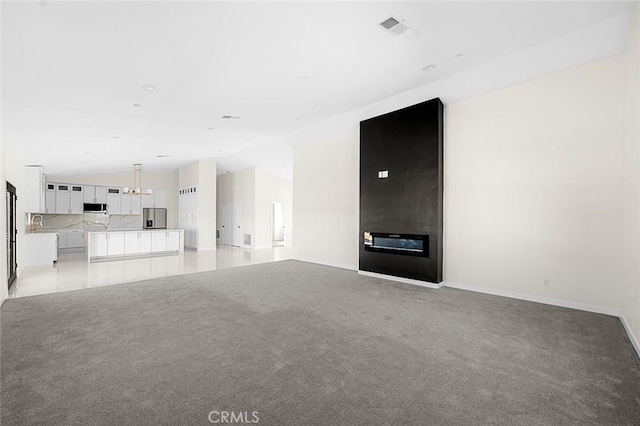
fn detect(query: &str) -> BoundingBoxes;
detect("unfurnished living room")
[2,1,640,425]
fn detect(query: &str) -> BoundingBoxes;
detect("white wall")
[292,131,359,270]
[293,55,628,315]
[254,168,293,249]
[621,4,640,354]
[51,169,179,229]
[444,55,624,313]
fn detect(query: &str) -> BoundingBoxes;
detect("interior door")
[231,202,242,247]
[221,203,231,245]
[272,202,285,246]
[6,182,17,288]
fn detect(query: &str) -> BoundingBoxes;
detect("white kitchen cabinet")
[88,229,183,261]
[124,231,154,254]
[67,229,84,248]
[84,185,108,204]
[57,230,68,249]
[154,190,166,208]
[121,194,141,215]
[90,233,108,257]
[70,185,83,214]
[151,232,167,252]
[107,232,125,256]
[139,232,152,252]
[24,166,46,213]
[167,230,181,251]
[55,184,71,214]
[45,183,56,214]
[141,191,165,209]
[124,232,140,254]
[106,188,122,214]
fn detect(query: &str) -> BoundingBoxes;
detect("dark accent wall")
[359,98,444,283]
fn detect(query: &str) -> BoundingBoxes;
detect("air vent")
[379,16,408,36]
[222,115,241,119]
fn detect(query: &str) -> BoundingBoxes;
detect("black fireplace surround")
[359,98,443,283]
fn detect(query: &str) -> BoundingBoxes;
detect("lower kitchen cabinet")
[88,229,183,261]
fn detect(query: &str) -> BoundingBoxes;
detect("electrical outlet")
[543,278,550,287]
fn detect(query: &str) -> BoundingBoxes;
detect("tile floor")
[8,245,292,299]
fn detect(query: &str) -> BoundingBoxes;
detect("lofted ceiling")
[1,1,636,179]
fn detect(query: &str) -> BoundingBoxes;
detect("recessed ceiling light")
[318,108,326,113]
[141,85,157,91]
[422,65,436,72]
[108,136,120,139]
[133,104,142,107]
[207,127,215,130]
[455,53,464,59]
[299,75,311,80]
[156,155,170,158]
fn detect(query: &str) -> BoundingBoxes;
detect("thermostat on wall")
[377,170,389,178]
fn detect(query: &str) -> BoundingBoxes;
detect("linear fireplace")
[363,232,428,257]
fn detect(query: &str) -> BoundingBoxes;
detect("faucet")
[30,214,43,232]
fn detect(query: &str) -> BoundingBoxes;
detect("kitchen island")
[87,229,184,262]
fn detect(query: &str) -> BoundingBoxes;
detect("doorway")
[6,182,17,289]
[272,202,285,247]
[231,202,242,247]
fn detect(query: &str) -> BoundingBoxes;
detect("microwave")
[83,203,107,212]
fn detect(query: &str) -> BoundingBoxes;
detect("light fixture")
[207,127,215,130]
[156,155,170,158]
[122,163,152,196]
[141,85,157,91]
[108,136,120,140]
[422,65,436,71]
[133,103,142,107]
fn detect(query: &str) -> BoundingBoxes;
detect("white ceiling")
[1,1,636,179]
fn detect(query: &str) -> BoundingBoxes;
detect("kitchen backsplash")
[30,213,142,231]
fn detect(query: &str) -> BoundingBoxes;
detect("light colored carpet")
[2,260,639,425]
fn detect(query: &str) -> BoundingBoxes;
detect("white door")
[221,204,231,246]
[139,232,152,253]
[107,188,121,214]
[95,186,108,204]
[91,233,108,257]
[272,202,285,245]
[152,232,167,252]
[231,202,242,247]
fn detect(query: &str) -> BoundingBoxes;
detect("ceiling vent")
[379,16,409,36]
[222,115,240,119]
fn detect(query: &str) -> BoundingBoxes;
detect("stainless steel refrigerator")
[143,208,167,229]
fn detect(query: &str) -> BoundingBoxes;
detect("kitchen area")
[19,165,186,296]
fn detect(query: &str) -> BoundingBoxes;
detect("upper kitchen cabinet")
[69,185,83,214]
[54,184,83,214]
[121,194,141,215]
[45,183,55,214]
[106,188,122,214]
[24,166,46,213]
[54,184,70,214]
[84,185,107,204]
[141,190,166,209]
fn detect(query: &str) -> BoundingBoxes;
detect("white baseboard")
[358,270,444,289]
[292,256,357,271]
[620,314,640,360]
[444,281,619,317]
